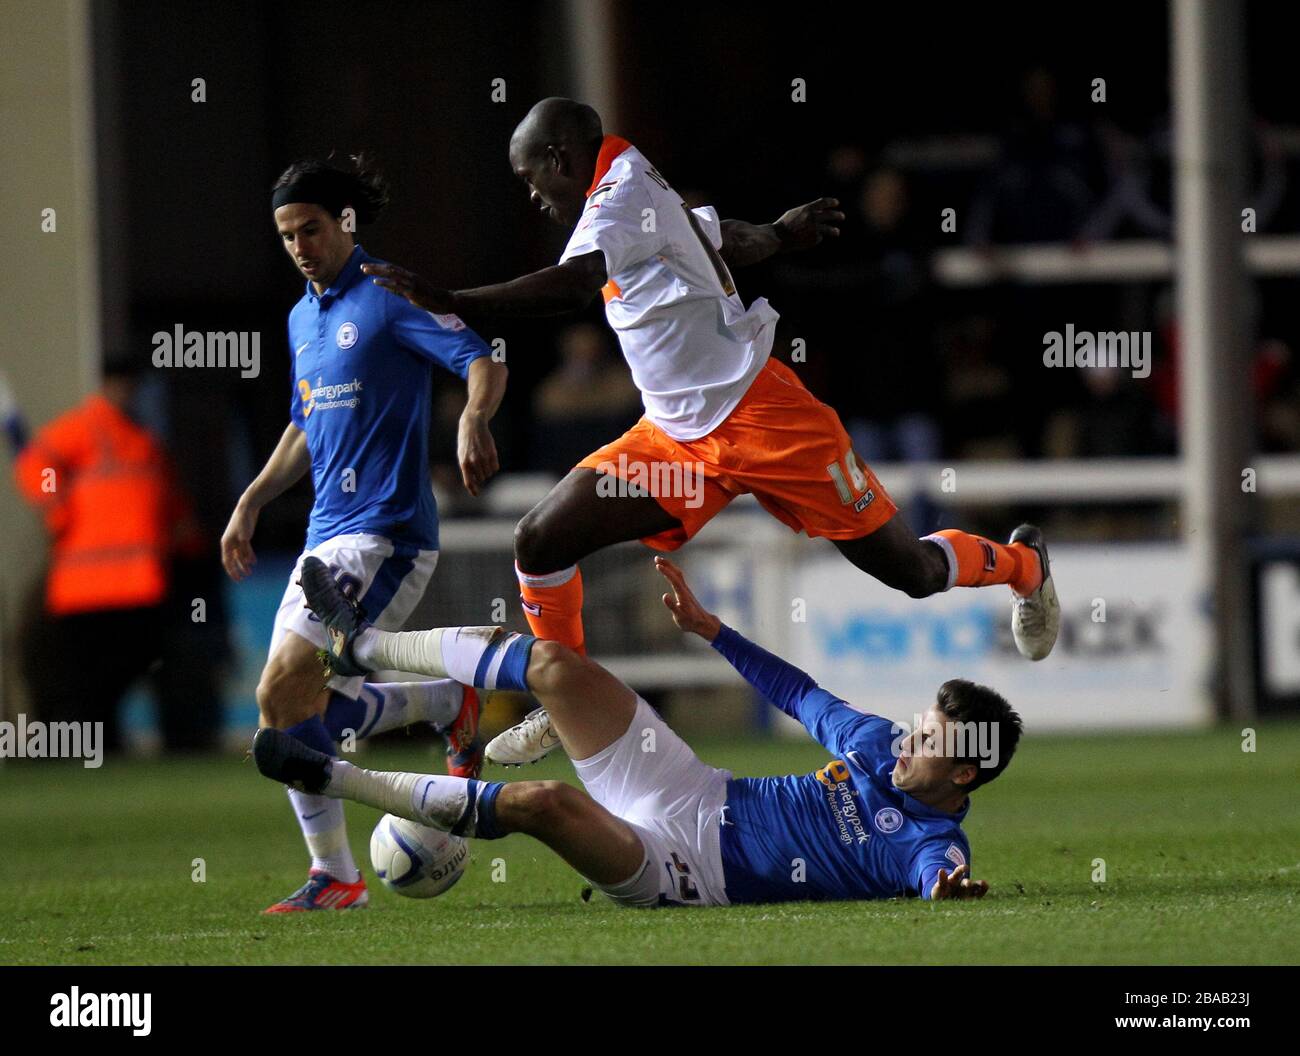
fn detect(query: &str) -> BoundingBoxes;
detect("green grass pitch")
[2,722,1297,965]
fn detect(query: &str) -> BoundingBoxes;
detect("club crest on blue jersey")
[336,321,358,348]
[873,807,903,834]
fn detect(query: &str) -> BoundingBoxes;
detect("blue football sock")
[284,714,337,757]
[471,632,537,692]
[323,690,369,741]
[453,778,506,839]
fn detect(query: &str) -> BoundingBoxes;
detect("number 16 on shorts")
[827,449,875,512]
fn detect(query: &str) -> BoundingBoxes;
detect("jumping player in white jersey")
[361,98,1059,767]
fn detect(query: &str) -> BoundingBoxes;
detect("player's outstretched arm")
[657,556,825,714]
[221,422,309,581]
[657,555,874,754]
[363,251,607,319]
[719,197,844,268]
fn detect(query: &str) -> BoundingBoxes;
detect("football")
[368,814,469,898]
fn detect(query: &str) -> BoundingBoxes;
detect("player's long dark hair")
[272,151,390,224]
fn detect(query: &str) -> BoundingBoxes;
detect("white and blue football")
[369,814,469,899]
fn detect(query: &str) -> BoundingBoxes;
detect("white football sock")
[287,789,359,881]
[354,626,445,675]
[354,625,515,687]
[328,761,472,832]
[356,681,465,737]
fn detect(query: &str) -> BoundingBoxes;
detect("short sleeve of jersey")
[689,205,724,250]
[385,296,492,379]
[911,836,971,900]
[560,181,667,276]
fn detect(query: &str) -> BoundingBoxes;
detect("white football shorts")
[268,532,438,698]
[573,696,731,908]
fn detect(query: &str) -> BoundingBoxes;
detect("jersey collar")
[900,788,970,823]
[306,244,367,303]
[585,135,632,197]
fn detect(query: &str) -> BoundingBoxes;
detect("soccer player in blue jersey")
[255,555,1020,906]
[220,156,508,913]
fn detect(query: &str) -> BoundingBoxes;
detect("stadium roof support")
[563,0,620,133]
[1172,0,1256,721]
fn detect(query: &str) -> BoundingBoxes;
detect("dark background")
[92,0,1300,552]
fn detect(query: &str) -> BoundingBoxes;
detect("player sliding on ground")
[220,156,508,913]
[254,554,1019,906]
[360,97,1059,767]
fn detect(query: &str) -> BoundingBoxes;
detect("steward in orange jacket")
[12,364,206,752]
[15,388,199,615]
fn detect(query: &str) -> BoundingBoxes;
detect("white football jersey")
[559,138,778,441]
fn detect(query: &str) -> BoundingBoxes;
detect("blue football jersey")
[710,626,973,904]
[286,245,491,549]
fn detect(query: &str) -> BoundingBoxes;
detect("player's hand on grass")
[361,262,457,314]
[929,864,988,901]
[457,410,499,496]
[774,197,844,252]
[221,503,259,581]
[656,556,722,642]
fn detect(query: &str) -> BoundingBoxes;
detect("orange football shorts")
[576,358,897,551]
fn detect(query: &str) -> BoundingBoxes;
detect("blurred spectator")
[12,353,222,752]
[1044,365,1162,459]
[771,162,945,527]
[1259,339,1300,451]
[1080,119,1285,242]
[531,322,641,474]
[940,315,1021,459]
[1076,120,1172,241]
[1151,311,1295,454]
[825,144,870,188]
[967,67,1104,245]
[846,167,943,530]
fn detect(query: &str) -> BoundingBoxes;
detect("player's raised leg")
[710,358,1060,660]
[832,514,1060,660]
[299,553,660,751]
[512,466,682,654]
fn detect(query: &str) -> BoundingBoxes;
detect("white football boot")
[1009,523,1060,661]
[485,706,562,767]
